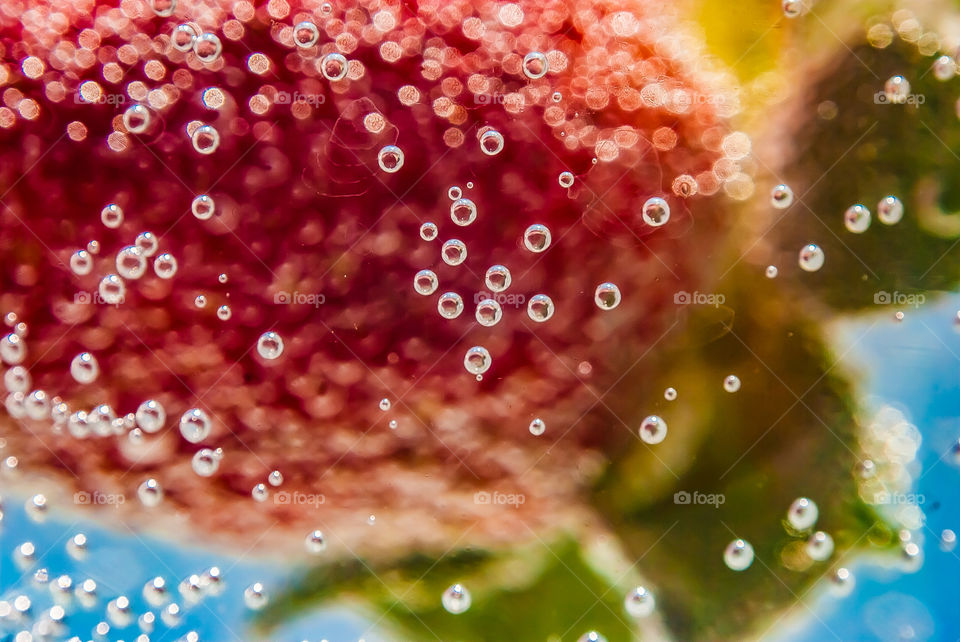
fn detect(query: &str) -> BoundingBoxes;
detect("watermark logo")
[74,491,125,507]
[274,91,326,106]
[474,490,525,508]
[74,92,127,106]
[474,93,506,105]
[871,491,925,505]
[273,491,326,508]
[874,91,925,105]
[74,291,124,306]
[673,490,725,508]
[873,290,925,308]
[274,291,326,307]
[473,290,526,308]
[673,290,726,307]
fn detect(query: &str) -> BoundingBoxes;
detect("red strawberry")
[0,0,736,556]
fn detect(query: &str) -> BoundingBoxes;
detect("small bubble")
[441,584,471,614]
[116,245,147,279]
[527,294,555,322]
[150,0,177,17]
[379,398,391,411]
[475,298,503,326]
[194,295,207,308]
[294,21,320,48]
[642,197,670,227]
[268,470,284,486]
[251,483,268,502]
[257,331,284,360]
[877,195,903,225]
[765,265,779,279]
[123,104,150,134]
[787,497,819,531]
[528,417,546,436]
[388,419,398,429]
[485,265,512,292]
[438,292,464,319]
[320,52,348,81]
[26,494,47,522]
[305,530,326,554]
[933,55,956,81]
[723,375,741,392]
[419,222,438,241]
[87,239,100,254]
[377,145,404,173]
[638,415,667,444]
[798,243,825,272]
[171,24,196,52]
[479,129,504,155]
[578,633,607,642]
[138,478,164,507]
[883,75,910,104]
[191,125,220,154]
[843,204,871,233]
[522,51,548,79]
[782,0,807,18]
[664,387,677,401]
[829,567,855,597]
[413,269,439,295]
[450,198,478,226]
[70,352,99,384]
[624,586,655,618]
[135,232,158,257]
[771,184,794,209]
[67,533,89,560]
[551,91,563,102]
[523,224,551,252]
[179,408,211,443]
[806,531,834,561]
[463,346,492,375]
[216,304,231,320]
[448,186,462,200]
[193,33,222,63]
[243,583,268,610]
[441,239,468,266]
[191,194,215,220]
[3,365,29,393]
[191,448,220,477]
[724,538,754,571]
[100,203,124,229]
[558,171,574,188]
[594,283,621,310]
[98,274,126,304]
[218,273,228,283]
[70,250,93,276]
[136,399,166,433]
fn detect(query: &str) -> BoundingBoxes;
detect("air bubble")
[154,253,178,278]
[933,55,956,81]
[179,408,211,443]
[101,204,123,229]
[123,104,150,134]
[558,171,574,188]
[771,184,794,209]
[450,198,478,226]
[527,294,555,322]
[294,21,320,48]
[883,75,910,103]
[135,232,158,256]
[765,265,779,279]
[268,470,284,486]
[251,483,268,502]
[191,194,215,220]
[843,204,871,233]
[4,365,29,393]
[724,539,754,571]
[413,269,438,295]
[150,0,177,17]
[441,584,471,614]
[479,129,504,155]
[463,346,491,375]
[638,415,667,444]
[193,33,222,63]
[806,531,834,561]
[305,530,326,554]
[578,633,607,642]
[594,283,621,310]
[70,250,93,275]
[475,298,503,326]
[523,224,551,252]
[216,305,231,320]
[664,387,677,401]
[419,222,438,241]
[377,145,404,172]
[485,265,512,292]
[244,583,268,610]
[624,586,655,618]
[782,0,807,17]
[642,197,670,227]
[98,274,126,304]
[829,567,855,597]
[438,292,464,319]
[522,52,548,79]
[171,24,197,52]
[116,246,147,279]
[379,398,391,411]
[787,497,819,531]
[448,186,462,200]
[195,295,207,308]
[191,125,220,154]
[877,195,903,225]
[138,478,164,507]
[320,53,348,81]
[528,418,545,436]
[70,352,99,384]
[257,331,284,360]
[723,375,741,392]
[798,244,824,272]
[441,239,467,266]
[191,448,220,476]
